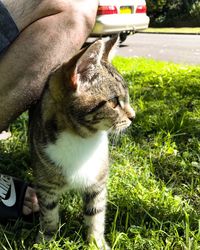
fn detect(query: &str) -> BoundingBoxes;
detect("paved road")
[116,33,200,65]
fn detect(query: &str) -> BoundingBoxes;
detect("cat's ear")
[76,39,105,72]
[102,35,119,62]
[66,37,118,91]
[69,66,79,91]
[71,36,118,74]
[67,40,105,91]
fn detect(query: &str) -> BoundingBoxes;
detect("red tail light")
[136,5,147,13]
[97,6,118,15]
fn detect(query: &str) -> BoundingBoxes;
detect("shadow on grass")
[0,148,31,180]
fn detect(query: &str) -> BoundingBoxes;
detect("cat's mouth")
[109,119,132,134]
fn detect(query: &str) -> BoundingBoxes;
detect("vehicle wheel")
[119,33,128,43]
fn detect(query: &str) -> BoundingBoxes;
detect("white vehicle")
[91,0,150,42]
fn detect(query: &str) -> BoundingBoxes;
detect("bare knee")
[28,0,98,58]
[40,0,98,35]
[65,0,98,32]
[0,0,98,131]
[33,0,98,51]
[3,0,98,33]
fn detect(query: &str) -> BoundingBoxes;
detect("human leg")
[0,0,98,216]
[0,0,98,131]
[1,0,86,32]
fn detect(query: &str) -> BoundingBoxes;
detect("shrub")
[190,1,200,22]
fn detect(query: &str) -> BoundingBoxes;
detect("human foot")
[23,186,39,215]
[0,175,39,219]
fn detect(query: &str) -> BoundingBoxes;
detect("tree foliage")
[146,0,200,27]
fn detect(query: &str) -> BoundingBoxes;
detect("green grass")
[0,57,200,249]
[142,27,200,34]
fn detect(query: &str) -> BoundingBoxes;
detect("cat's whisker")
[110,125,124,146]
[109,133,119,147]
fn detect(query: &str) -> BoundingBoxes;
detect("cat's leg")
[36,187,60,242]
[83,186,110,250]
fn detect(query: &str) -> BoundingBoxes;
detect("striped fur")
[29,37,135,249]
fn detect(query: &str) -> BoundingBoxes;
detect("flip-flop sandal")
[0,174,34,220]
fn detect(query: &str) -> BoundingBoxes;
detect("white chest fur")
[44,131,108,189]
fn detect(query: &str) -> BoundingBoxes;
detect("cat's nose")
[129,115,135,122]
[128,108,136,122]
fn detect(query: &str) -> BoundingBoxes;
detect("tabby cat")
[29,37,135,249]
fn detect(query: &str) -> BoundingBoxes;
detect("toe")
[23,186,39,215]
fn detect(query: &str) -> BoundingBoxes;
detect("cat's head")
[56,37,135,137]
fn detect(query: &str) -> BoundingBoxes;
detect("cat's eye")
[109,97,119,109]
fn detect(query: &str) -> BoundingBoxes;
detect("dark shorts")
[0,1,19,55]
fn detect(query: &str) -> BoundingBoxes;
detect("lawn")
[142,27,200,34]
[0,57,200,249]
